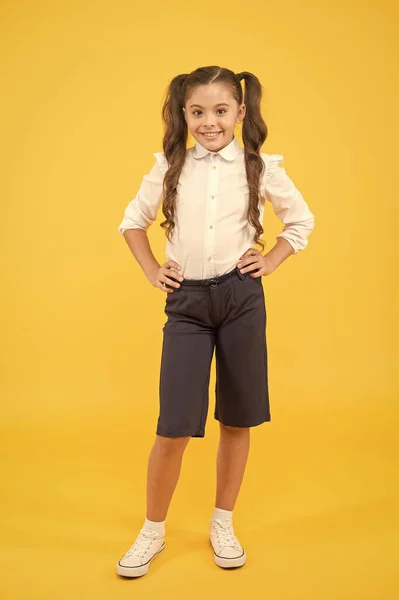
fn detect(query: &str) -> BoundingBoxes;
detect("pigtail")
[237,71,268,251]
[159,66,269,251]
[160,73,189,242]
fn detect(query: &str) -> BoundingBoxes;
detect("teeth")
[203,132,221,138]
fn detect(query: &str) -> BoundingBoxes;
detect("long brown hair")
[160,66,268,250]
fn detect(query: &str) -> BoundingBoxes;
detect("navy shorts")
[156,267,271,438]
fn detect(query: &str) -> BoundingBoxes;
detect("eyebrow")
[189,102,230,108]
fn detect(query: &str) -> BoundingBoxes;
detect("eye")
[193,110,202,116]
[217,109,227,114]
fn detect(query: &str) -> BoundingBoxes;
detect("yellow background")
[1,1,398,598]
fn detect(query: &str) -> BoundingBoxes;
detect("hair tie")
[237,72,244,81]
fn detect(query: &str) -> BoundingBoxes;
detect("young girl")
[116,66,315,578]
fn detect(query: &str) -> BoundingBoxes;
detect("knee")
[219,423,249,434]
[155,434,191,455]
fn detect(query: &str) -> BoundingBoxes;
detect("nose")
[203,116,217,128]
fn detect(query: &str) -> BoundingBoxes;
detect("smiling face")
[183,82,246,152]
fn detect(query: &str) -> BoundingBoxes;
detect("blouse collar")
[192,136,241,161]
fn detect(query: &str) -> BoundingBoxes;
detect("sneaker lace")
[125,528,161,559]
[212,519,241,550]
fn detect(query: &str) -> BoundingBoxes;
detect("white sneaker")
[210,518,247,568]
[116,528,165,578]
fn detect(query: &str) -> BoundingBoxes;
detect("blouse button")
[211,195,215,199]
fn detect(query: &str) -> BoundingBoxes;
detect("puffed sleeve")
[117,152,168,234]
[261,154,315,254]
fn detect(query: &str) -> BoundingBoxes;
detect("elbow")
[277,217,315,254]
[299,214,316,240]
[118,219,150,235]
[118,225,148,236]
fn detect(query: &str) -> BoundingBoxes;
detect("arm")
[122,228,160,280]
[118,158,164,280]
[122,229,183,292]
[237,237,295,276]
[263,155,315,256]
[117,157,183,292]
[237,156,315,276]
[264,236,295,270]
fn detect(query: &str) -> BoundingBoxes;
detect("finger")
[240,260,262,274]
[240,248,259,259]
[238,256,259,270]
[164,266,184,282]
[166,261,182,271]
[161,275,181,289]
[241,266,260,275]
[249,270,263,278]
[158,282,174,293]
[237,250,259,266]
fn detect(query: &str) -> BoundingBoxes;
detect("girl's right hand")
[148,261,184,293]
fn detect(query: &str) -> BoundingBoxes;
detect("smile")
[201,132,222,139]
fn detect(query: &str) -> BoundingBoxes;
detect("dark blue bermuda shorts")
[156,266,271,438]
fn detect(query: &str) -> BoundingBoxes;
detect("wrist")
[262,253,277,272]
[144,263,160,280]
[264,238,294,270]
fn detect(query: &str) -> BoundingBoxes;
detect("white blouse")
[118,136,315,280]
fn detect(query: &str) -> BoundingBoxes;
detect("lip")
[200,131,222,138]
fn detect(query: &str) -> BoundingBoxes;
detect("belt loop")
[235,266,246,281]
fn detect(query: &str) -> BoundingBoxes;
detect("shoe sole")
[210,540,247,568]
[116,543,165,578]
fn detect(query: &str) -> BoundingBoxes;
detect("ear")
[182,106,187,123]
[237,103,246,123]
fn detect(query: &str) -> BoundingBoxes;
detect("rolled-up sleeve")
[117,157,165,235]
[262,154,315,254]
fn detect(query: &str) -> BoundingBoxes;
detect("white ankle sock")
[211,507,233,523]
[143,517,166,537]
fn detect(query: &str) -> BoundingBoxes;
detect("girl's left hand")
[237,248,276,278]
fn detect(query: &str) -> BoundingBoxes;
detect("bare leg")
[146,434,191,522]
[215,424,250,511]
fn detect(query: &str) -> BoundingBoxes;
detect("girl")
[116,66,315,578]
